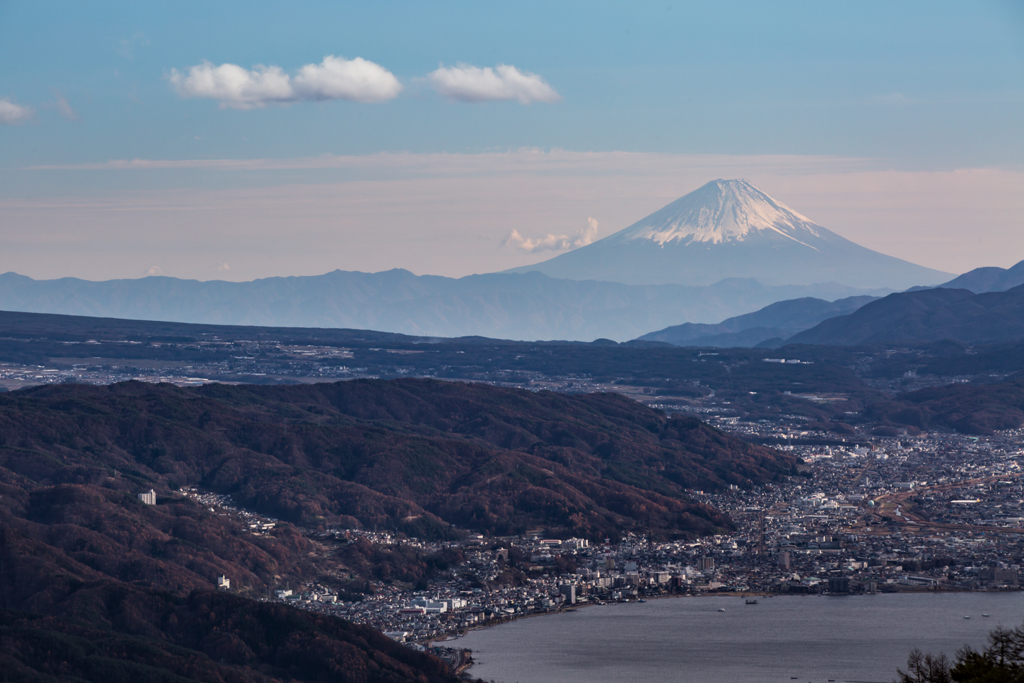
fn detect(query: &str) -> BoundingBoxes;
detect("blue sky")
[1,1,1022,280]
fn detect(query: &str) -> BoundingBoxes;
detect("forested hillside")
[0,378,797,681]
[0,378,795,539]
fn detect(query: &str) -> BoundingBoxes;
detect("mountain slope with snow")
[506,179,951,289]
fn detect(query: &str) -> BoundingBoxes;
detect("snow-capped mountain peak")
[504,178,952,289]
[618,179,822,248]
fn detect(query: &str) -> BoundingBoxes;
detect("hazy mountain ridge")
[786,285,1024,346]
[0,269,884,343]
[937,258,1024,293]
[507,180,950,289]
[0,179,959,340]
[636,295,877,347]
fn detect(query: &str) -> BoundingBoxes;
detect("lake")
[456,592,1024,683]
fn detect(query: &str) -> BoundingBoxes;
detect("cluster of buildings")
[0,340,363,391]
[238,423,1024,644]
[179,487,280,535]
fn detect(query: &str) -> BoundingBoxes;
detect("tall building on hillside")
[138,489,156,505]
[696,557,715,571]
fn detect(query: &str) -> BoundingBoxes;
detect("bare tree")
[895,648,953,683]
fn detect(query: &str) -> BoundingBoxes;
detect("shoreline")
[432,587,1020,676]
[446,593,1015,683]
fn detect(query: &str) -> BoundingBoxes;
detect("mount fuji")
[505,179,951,290]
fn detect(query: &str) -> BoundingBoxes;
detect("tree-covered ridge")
[0,378,795,539]
[0,378,796,682]
[0,590,462,683]
[0,464,464,682]
[865,379,1024,435]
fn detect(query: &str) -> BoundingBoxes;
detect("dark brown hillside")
[0,379,794,539]
[0,485,314,615]
[0,590,462,683]
[863,378,1024,435]
[0,378,794,682]
[0,483,462,682]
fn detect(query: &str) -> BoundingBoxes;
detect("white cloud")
[428,64,560,104]
[217,262,230,271]
[169,62,293,109]
[504,216,599,252]
[0,98,32,124]
[293,56,401,103]
[169,56,400,109]
[145,265,162,276]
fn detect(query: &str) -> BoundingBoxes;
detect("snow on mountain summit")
[617,179,823,249]
[504,178,952,289]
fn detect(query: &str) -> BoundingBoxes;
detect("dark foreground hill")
[0,378,794,681]
[0,590,460,683]
[0,454,463,682]
[787,285,1024,346]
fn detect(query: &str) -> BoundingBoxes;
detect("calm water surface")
[456,593,1024,683]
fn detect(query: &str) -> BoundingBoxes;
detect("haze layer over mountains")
[0,180,952,341]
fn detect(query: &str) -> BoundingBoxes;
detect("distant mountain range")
[635,295,877,348]
[786,284,1024,346]
[507,179,950,289]
[632,259,1024,348]
[0,269,883,343]
[0,180,977,341]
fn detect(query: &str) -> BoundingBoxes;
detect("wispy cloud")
[26,150,876,175]
[428,64,560,104]
[52,90,78,121]
[0,98,32,125]
[169,56,401,109]
[116,32,149,61]
[145,265,162,276]
[504,217,599,252]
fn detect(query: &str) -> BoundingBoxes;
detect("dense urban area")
[174,419,1024,659]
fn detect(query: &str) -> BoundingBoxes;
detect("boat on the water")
[745,599,758,605]
[717,608,726,612]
